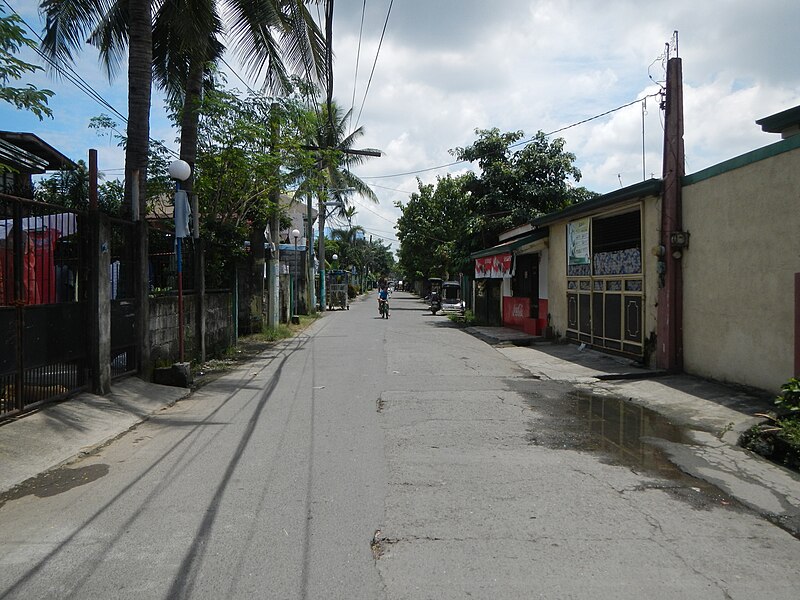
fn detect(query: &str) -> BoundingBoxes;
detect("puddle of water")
[522,386,740,510]
[0,463,110,508]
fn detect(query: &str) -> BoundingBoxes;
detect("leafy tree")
[368,237,396,281]
[395,174,472,281]
[397,129,596,284]
[34,160,123,214]
[0,6,53,121]
[188,88,311,287]
[453,128,597,248]
[88,113,178,211]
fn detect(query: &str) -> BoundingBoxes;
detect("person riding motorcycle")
[378,285,390,317]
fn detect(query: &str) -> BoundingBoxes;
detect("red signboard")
[475,252,512,279]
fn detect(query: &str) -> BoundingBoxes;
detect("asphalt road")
[0,291,798,599]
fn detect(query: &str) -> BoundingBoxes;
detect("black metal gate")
[0,194,88,420]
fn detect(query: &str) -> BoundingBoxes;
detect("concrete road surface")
[0,291,798,599]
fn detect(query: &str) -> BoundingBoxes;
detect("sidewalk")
[0,378,190,495]
[472,327,800,535]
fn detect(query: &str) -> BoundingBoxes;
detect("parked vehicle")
[439,281,465,316]
[326,270,350,310]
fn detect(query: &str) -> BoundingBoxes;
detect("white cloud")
[2,0,798,254]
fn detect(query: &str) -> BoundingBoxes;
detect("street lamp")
[169,159,191,363]
[291,228,300,324]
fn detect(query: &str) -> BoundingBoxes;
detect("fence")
[0,193,88,419]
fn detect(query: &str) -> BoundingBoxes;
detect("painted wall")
[641,196,661,355]
[682,144,800,392]
[547,225,568,337]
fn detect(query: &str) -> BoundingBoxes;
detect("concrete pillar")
[89,212,111,394]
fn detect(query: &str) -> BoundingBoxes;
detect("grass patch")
[192,313,321,388]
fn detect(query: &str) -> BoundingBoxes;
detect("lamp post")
[291,228,300,324]
[169,159,192,363]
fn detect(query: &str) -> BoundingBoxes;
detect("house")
[474,100,800,393]
[0,131,75,198]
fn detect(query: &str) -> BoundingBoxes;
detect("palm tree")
[40,0,153,217]
[305,101,379,211]
[41,0,326,199]
[294,101,379,307]
[148,0,326,192]
[330,224,365,270]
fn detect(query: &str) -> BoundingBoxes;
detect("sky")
[2,0,800,253]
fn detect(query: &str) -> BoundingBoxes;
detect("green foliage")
[395,174,472,280]
[739,376,800,473]
[452,128,596,240]
[87,113,175,209]
[34,160,124,215]
[0,7,54,120]
[397,128,597,282]
[775,377,800,413]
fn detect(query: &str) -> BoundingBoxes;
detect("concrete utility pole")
[656,45,686,372]
[267,107,281,329]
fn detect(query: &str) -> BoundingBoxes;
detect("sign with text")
[567,218,590,266]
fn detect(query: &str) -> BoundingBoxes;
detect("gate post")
[89,212,111,394]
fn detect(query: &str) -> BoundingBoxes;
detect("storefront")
[565,208,645,355]
[470,228,548,331]
[531,179,662,360]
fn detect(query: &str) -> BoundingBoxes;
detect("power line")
[353,0,394,129]
[348,0,367,133]
[351,195,397,225]
[362,92,663,180]
[369,182,414,194]
[3,0,180,159]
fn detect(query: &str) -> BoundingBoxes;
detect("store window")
[591,211,641,276]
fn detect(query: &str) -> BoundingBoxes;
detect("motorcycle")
[429,290,441,315]
[379,298,390,319]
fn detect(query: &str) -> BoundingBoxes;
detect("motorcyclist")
[378,284,390,316]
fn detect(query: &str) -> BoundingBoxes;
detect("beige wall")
[547,224,568,336]
[682,147,800,392]
[641,196,661,352]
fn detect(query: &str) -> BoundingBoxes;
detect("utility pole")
[656,41,686,372]
[267,105,281,328]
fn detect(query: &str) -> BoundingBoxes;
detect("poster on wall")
[491,253,512,278]
[475,257,489,278]
[474,253,512,278]
[567,218,590,265]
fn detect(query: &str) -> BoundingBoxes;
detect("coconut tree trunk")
[126,0,153,217]
[126,0,153,378]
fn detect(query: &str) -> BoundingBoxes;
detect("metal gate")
[0,194,88,420]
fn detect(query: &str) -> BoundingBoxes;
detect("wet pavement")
[493,340,800,538]
[511,376,750,518]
